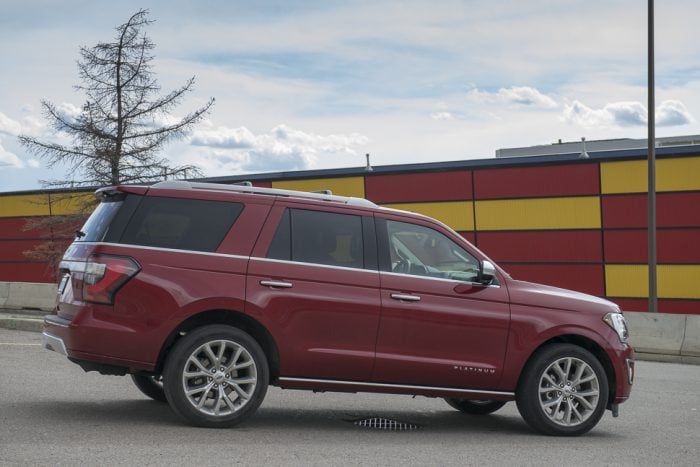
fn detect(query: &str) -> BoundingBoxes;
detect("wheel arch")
[155,309,281,384]
[516,334,617,406]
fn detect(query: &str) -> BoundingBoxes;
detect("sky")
[1,0,699,191]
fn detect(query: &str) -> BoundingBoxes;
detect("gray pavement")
[1,328,699,466]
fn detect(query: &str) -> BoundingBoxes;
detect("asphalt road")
[1,329,698,466]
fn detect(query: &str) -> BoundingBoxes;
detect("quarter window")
[267,209,365,269]
[119,196,242,252]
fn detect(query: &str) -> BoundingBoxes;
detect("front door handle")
[260,280,293,289]
[391,293,421,302]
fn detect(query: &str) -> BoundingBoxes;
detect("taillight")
[83,255,140,304]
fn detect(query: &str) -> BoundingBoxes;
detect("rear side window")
[119,196,243,252]
[77,197,125,242]
[267,208,364,269]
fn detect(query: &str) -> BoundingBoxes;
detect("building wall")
[1,152,699,314]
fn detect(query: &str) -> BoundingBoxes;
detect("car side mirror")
[479,260,496,285]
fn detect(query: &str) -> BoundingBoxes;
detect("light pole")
[648,0,657,313]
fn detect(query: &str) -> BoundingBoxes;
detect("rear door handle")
[260,280,293,289]
[391,293,421,302]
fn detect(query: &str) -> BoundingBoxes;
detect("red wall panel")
[0,262,54,282]
[502,263,604,296]
[458,232,476,244]
[252,181,272,188]
[0,217,51,239]
[477,231,602,263]
[474,163,599,200]
[602,192,700,228]
[365,170,472,203]
[610,298,700,314]
[604,229,700,263]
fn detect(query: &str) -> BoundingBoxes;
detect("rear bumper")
[42,314,155,372]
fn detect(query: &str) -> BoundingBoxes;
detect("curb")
[0,314,44,332]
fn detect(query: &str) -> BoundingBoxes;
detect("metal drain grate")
[352,417,421,431]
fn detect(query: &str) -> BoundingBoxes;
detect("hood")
[507,279,618,315]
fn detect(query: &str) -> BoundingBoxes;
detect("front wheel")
[445,398,507,415]
[163,325,269,428]
[516,343,609,436]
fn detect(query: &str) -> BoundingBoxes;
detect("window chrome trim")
[278,377,514,397]
[252,256,380,275]
[380,270,501,288]
[73,242,251,261]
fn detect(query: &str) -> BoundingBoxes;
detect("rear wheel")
[163,325,269,428]
[445,398,507,415]
[131,374,166,402]
[516,343,609,436]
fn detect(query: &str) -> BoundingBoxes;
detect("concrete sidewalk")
[3,307,698,365]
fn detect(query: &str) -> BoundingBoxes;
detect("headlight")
[603,312,629,343]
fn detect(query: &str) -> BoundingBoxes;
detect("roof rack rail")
[152,180,377,208]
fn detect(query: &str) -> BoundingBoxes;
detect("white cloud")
[0,138,24,168]
[467,86,558,109]
[0,112,23,135]
[657,100,694,126]
[496,86,558,108]
[430,111,455,120]
[563,99,694,128]
[188,123,369,173]
[27,158,41,168]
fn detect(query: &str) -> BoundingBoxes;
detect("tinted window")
[119,196,243,252]
[267,209,364,269]
[77,198,123,242]
[384,220,480,282]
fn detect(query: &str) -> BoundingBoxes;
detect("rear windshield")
[77,198,123,242]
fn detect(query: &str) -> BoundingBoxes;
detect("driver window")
[385,220,480,282]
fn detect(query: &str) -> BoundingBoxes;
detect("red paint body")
[45,183,633,407]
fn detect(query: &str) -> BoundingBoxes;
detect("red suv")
[42,180,633,436]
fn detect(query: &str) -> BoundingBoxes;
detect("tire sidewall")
[516,343,609,436]
[163,324,269,428]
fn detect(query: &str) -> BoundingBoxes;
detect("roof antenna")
[365,153,373,171]
[579,137,590,159]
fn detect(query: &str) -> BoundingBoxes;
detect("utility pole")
[648,0,658,313]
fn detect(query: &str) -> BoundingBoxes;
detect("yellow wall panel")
[272,177,365,198]
[48,192,95,215]
[605,264,648,298]
[601,156,700,194]
[382,201,474,231]
[0,194,51,217]
[475,196,600,230]
[605,264,700,299]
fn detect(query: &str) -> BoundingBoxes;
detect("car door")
[372,215,511,389]
[246,204,381,381]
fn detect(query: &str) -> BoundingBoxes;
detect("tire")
[163,324,269,428]
[516,343,609,436]
[131,374,167,402]
[445,398,507,415]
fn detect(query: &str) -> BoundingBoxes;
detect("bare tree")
[19,9,214,186]
[17,9,214,279]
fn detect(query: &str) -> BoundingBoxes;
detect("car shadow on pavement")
[18,398,546,436]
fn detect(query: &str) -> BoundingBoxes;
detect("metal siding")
[381,201,475,231]
[604,229,700,263]
[503,264,604,296]
[0,262,53,282]
[365,170,472,203]
[601,156,700,194]
[271,176,365,198]
[602,193,700,228]
[0,194,51,217]
[606,264,700,299]
[474,163,599,199]
[477,231,602,263]
[475,197,601,231]
[611,298,700,314]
